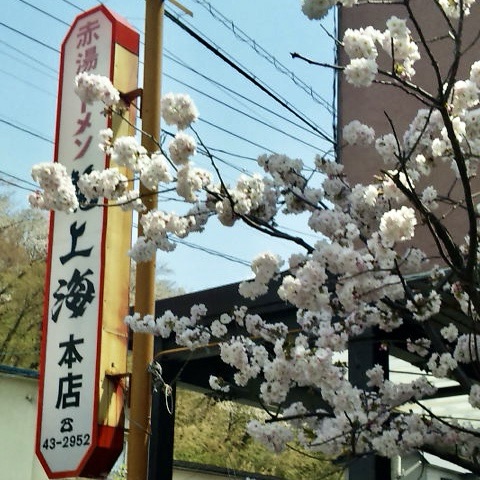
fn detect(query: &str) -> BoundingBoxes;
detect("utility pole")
[348,329,391,480]
[127,1,164,479]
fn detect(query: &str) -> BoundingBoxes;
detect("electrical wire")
[17,0,69,27]
[332,6,339,152]
[191,0,335,114]
[2,1,327,270]
[0,16,318,158]
[197,117,276,154]
[165,48,327,141]
[164,9,335,145]
[0,177,35,193]
[0,170,38,189]
[164,71,327,152]
[59,0,83,12]
[0,67,56,97]
[163,129,256,177]
[172,238,251,267]
[0,39,57,75]
[0,117,53,144]
[162,127,256,164]
[117,2,334,143]
[0,21,59,54]
[130,221,253,269]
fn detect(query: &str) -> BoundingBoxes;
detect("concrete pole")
[127,1,164,479]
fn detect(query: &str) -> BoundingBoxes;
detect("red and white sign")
[36,6,138,478]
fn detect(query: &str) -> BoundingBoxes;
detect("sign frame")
[36,6,139,478]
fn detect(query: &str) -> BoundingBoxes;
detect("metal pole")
[148,361,177,480]
[127,1,164,479]
[348,329,391,480]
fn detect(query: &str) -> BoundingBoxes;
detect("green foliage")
[174,388,343,480]
[107,463,127,479]
[0,195,47,369]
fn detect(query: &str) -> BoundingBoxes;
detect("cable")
[0,39,57,74]
[165,48,323,140]
[3,3,331,185]
[164,9,335,145]
[0,117,53,144]
[3,9,323,159]
[0,66,56,97]
[332,6,339,153]
[9,2,331,161]
[0,21,59,53]
[164,71,327,152]
[0,177,35,193]
[164,50,334,160]
[197,118,276,154]
[166,9,330,136]
[131,222,252,268]
[203,147,256,162]
[191,0,335,114]
[162,128,257,164]
[0,170,38,189]
[172,238,251,267]
[17,0,69,27]
[59,0,83,12]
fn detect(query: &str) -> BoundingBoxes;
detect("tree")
[0,193,47,369]
[129,262,185,305]
[108,387,341,480]
[30,0,480,474]
[173,388,342,480]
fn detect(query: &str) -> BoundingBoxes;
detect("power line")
[0,39,57,74]
[164,9,335,145]
[2,11,317,156]
[10,2,330,159]
[164,49,329,146]
[59,0,83,12]
[204,147,256,162]
[4,1,331,185]
[0,177,35,193]
[0,170,38,189]
[198,118,276,154]
[172,238,251,267]
[56,0,330,150]
[191,0,335,115]
[0,117,53,144]
[162,129,256,176]
[164,71,326,152]
[132,10,333,151]
[131,222,252,268]
[0,21,59,53]
[17,0,69,27]
[332,6,339,151]
[0,66,56,97]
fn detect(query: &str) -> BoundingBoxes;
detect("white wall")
[0,370,49,480]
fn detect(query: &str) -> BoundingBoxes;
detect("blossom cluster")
[29,163,78,213]
[74,72,120,107]
[342,15,420,86]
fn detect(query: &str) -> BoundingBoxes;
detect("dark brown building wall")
[337,1,480,260]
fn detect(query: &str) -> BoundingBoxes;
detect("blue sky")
[1,0,336,292]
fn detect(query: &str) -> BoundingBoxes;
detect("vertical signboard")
[36,6,139,478]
